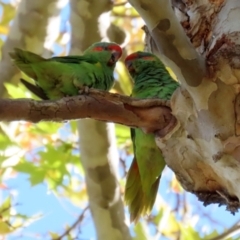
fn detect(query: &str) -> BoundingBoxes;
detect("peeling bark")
[129,0,240,213]
[128,0,206,87]
[69,0,131,239]
[0,0,66,97]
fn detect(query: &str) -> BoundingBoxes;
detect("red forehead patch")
[92,43,122,56]
[108,44,122,53]
[93,46,104,51]
[125,52,139,62]
[125,52,156,64]
[142,56,156,61]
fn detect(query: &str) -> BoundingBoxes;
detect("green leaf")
[0,154,7,165]
[0,2,16,26]
[133,221,151,240]
[115,124,131,145]
[49,232,60,239]
[0,221,12,235]
[14,161,36,174]
[4,83,30,98]
[0,129,16,149]
[29,169,46,186]
[70,121,78,133]
[112,5,139,17]
[180,225,202,240]
[0,197,11,217]
[14,161,46,186]
[30,122,62,135]
[153,207,164,224]
[40,144,70,168]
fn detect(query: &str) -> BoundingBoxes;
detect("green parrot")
[124,51,179,222]
[9,42,122,100]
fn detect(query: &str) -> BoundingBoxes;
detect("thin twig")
[52,206,89,240]
[208,220,240,240]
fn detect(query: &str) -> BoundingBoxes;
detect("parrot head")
[125,51,163,78]
[85,42,122,67]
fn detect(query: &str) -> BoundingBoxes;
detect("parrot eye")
[108,54,116,66]
[125,60,135,72]
[128,66,135,73]
[111,54,116,62]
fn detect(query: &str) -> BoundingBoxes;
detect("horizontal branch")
[0,89,176,135]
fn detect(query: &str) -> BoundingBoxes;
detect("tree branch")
[53,206,89,240]
[208,220,240,240]
[0,89,175,135]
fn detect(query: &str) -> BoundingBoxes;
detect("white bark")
[130,0,240,213]
[167,1,240,206]
[79,120,130,240]
[0,0,67,96]
[128,0,206,88]
[69,0,131,239]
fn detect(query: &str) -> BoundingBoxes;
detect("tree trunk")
[129,0,240,213]
[69,0,131,239]
[0,0,66,97]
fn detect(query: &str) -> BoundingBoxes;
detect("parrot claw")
[78,86,90,95]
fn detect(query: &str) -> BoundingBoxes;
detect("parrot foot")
[78,86,90,95]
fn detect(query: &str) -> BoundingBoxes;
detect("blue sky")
[3,173,95,240]
[3,164,240,239]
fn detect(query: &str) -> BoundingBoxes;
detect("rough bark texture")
[128,0,240,213]
[0,92,174,135]
[69,1,131,239]
[0,0,66,97]
[129,0,206,88]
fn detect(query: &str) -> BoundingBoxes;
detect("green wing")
[20,78,48,100]
[11,48,114,99]
[49,55,98,64]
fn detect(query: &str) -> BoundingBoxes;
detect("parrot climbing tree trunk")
[124,51,179,222]
[128,0,240,213]
[69,1,131,239]
[0,0,66,97]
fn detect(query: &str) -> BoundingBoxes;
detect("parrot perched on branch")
[9,42,122,100]
[124,51,179,222]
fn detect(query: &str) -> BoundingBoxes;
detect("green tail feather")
[20,78,48,100]
[125,158,160,222]
[9,48,44,79]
